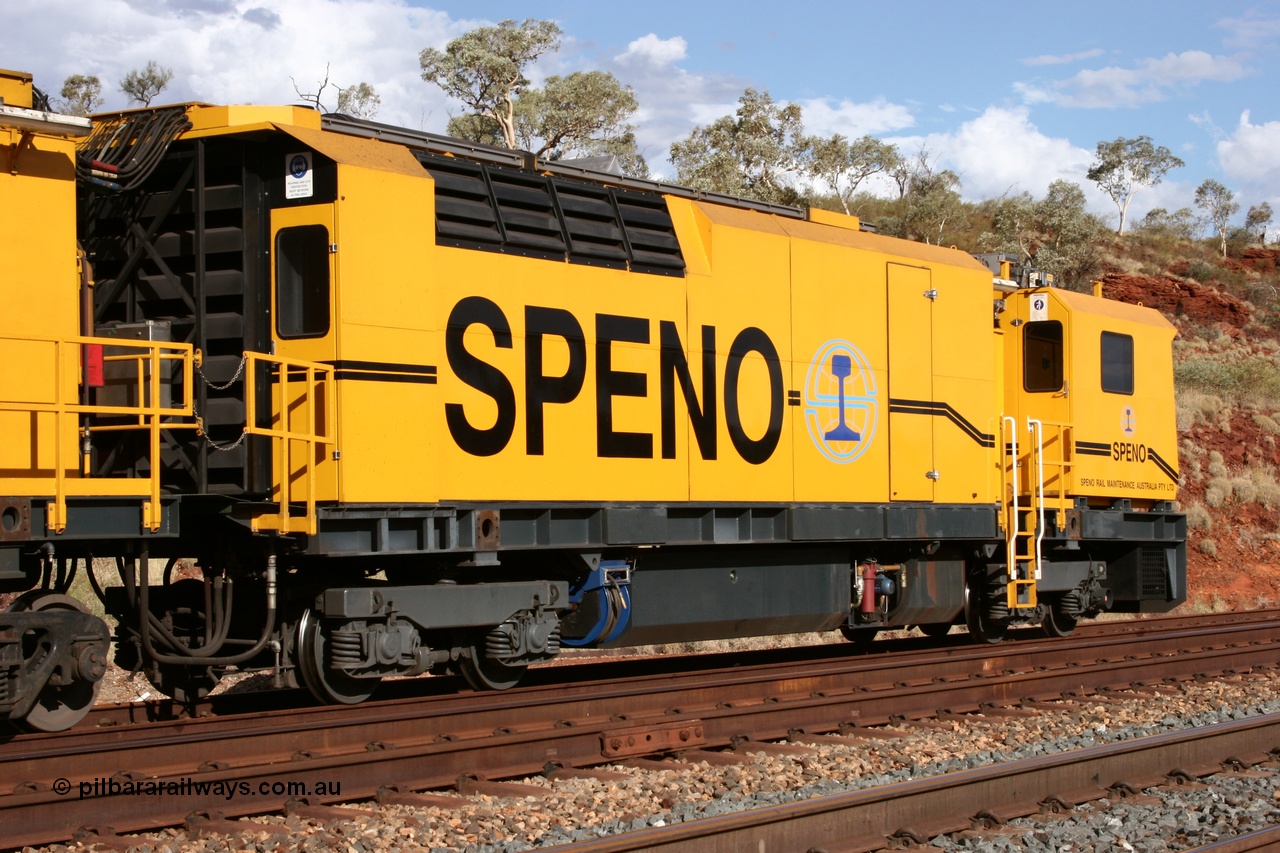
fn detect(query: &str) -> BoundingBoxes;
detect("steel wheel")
[964,580,1008,644]
[11,591,104,732]
[459,642,526,691]
[839,625,879,649]
[296,610,377,705]
[1042,597,1078,638]
[917,623,954,638]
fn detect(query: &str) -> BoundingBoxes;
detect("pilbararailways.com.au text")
[55,777,342,801]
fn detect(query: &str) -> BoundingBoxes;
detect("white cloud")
[797,97,915,138]
[1015,50,1248,109]
[888,106,1092,203]
[1021,48,1105,67]
[8,0,472,129]
[1215,12,1280,51]
[615,34,687,67]
[580,37,745,178]
[1217,111,1280,206]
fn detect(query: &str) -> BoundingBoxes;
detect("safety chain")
[193,353,250,451]
[204,426,248,452]
[195,353,247,391]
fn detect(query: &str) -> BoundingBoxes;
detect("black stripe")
[888,398,994,448]
[1147,448,1178,483]
[1075,443,1112,457]
[322,359,437,376]
[333,370,438,385]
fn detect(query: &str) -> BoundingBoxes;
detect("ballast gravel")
[29,672,1280,853]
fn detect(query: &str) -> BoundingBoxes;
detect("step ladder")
[1001,416,1074,610]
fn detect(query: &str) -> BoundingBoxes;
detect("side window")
[1023,321,1063,392]
[1101,331,1134,394]
[276,224,330,339]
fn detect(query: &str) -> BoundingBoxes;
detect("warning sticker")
[1029,294,1048,322]
[285,152,313,200]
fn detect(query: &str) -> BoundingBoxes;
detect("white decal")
[1029,295,1048,323]
[285,152,314,200]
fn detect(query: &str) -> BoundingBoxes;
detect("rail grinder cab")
[983,255,1185,641]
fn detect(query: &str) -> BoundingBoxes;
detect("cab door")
[268,203,338,504]
[887,263,935,502]
[1010,289,1071,497]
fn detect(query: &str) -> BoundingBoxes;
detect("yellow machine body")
[0,69,86,493]
[1003,286,1179,505]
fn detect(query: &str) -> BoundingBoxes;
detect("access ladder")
[1001,416,1074,610]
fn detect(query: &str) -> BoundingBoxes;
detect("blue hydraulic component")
[560,560,632,647]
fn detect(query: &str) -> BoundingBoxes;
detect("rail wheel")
[296,609,377,705]
[1041,595,1079,638]
[917,623,953,638]
[839,625,879,650]
[11,591,104,732]
[964,580,1008,644]
[459,641,526,691]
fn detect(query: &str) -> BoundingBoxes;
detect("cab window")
[276,224,330,339]
[1023,321,1063,392]
[1101,331,1134,394]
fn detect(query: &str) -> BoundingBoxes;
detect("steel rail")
[2,612,1280,848]
[1187,824,1280,852]
[537,713,1280,853]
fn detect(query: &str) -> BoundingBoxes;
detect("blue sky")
[8,0,1280,230]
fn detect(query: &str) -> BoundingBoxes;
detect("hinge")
[926,470,941,480]
[924,288,938,300]
[329,243,338,253]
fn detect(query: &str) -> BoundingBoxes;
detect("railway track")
[538,712,1280,852]
[4,610,1280,850]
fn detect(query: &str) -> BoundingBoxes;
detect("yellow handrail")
[0,333,197,533]
[242,351,333,536]
[1001,415,1074,611]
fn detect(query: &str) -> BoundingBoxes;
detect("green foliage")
[337,82,381,120]
[669,88,806,205]
[120,61,173,107]
[976,180,1104,289]
[1226,226,1254,259]
[1246,202,1273,246]
[58,74,103,116]
[899,161,964,246]
[1086,135,1184,234]
[1194,179,1240,258]
[446,113,504,146]
[802,134,900,215]
[1185,260,1217,282]
[1136,207,1199,241]
[424,21,645,176]
[1175,357,1280,403]
[513,71,645,175]
[420,18,562,150]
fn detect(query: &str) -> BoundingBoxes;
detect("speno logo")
[1122,405,1136,437]
[804,340,877,464]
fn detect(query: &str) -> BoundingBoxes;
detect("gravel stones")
[31,671,1280,852]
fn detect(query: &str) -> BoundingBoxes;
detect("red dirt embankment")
[1101,253,1280,611]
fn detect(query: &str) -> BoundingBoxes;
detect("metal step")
[152,226,244,257]
[200,396,244,426]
